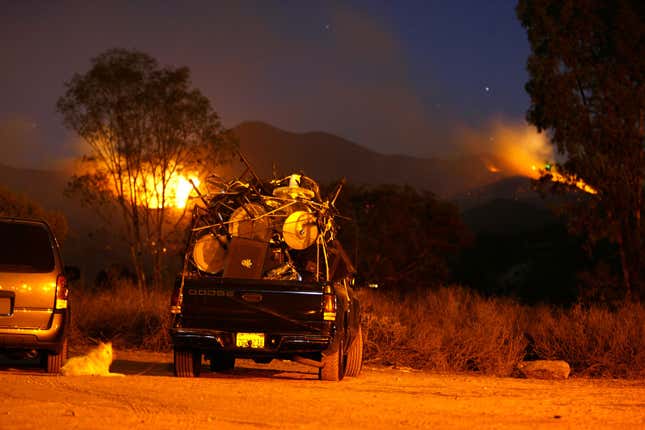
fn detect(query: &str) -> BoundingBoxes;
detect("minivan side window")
[0,222,55,272]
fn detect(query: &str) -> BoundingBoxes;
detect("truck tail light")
[55,274,68,310]
[323,293,336,321]
[170,282,182,314]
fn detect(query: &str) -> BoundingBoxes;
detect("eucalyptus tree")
[58,49,232,289]
[517,0,645,299]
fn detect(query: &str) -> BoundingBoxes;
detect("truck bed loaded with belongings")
[169,152,363,381]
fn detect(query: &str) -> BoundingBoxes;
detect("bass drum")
[282,211,318,250]
[192,233,228,274]
[228,203,272,242]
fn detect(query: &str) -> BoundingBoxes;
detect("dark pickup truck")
[169,165,363,381]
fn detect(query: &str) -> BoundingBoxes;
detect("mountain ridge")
[232,121,512,197]
[0,121,550,281]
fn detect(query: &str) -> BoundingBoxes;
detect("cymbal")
[272,186,315,200]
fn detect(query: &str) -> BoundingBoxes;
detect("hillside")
[232,121,512,197]
[0,164,69,212]
[462,197,557,235]
[0,121,550,286]
[0,163,130,281]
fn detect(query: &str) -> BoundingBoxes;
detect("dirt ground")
[0,349,644,429]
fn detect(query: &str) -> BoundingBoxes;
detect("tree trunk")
[617,233,632,301]
[151,241,163,291]
[129,243,147,291]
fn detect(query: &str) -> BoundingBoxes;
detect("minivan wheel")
[174,348,201,377]
[42,338,67,374]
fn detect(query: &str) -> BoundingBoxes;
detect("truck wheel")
[345,327,363,377]
[319,339,345,381]
[174,348,201,377]
[210,352,235,372]
[42,337,68,374]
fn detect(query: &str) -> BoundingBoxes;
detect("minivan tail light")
[55,274,68,310]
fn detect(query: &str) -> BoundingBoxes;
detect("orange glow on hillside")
[487,123,553,179]
[482,122,597,194]
[486,163,501,173]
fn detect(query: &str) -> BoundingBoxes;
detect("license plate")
[236,332,265,349]
[0,298,11,315]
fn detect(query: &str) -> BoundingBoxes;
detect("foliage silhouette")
[517,0,645,300]
[0,185,68,242]
[58,49,234,289]
[333,183,472,291]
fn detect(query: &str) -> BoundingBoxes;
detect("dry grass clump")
[526,302,645,378]
[361,287,645,378]
[360,287,527,376]
[69,280,172,351]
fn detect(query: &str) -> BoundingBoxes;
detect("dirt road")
[1,350,644,429]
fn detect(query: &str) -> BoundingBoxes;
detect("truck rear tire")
[345,327,363,377]
[174,348,201,377]
[319,339,345,381]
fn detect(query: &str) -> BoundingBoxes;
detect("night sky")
[0,0,530,169]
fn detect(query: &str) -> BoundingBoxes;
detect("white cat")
[61,341,124,376]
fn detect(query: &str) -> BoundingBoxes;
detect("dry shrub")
[360,286,527,376]
[68,277,645,378]
[360,293,409,362]
[527,302,645,378]
[70,279,172,351]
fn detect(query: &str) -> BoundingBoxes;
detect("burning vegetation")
[137,170,200,210]
[470,121,597,194]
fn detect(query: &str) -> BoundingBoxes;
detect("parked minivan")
[0,217,70,373]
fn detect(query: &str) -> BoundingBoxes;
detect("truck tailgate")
[181,277,325,334]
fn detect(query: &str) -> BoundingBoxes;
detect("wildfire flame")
[481,122,597,195]
[73,136,202,208]
[142,173,200,209]
[539,166,597,195]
